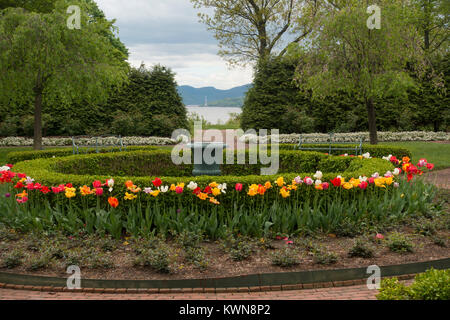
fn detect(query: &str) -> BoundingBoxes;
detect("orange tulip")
[108,197,119,208]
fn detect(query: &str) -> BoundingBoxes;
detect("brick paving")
[0,283,391,300]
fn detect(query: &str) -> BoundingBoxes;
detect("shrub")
[271,247,300,267]
[377,269,450,300]
[2,250,25,269]
[387,233,414,253]
[312,248,338,265]
[348,239,375,258]
[184,247,209,271]
[230,242,254,261]
[414,220,437,237]
[134,246,172,273]
[176,230,203,249]
[27,254,51,271]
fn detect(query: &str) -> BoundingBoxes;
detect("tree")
[294,0,430,144]
[108,64,188,137]
[241,56,314,133]
[190,0,320,65]
[0,1,129,149]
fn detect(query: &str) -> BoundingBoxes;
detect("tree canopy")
[0,0,129,149]
[190,0,320,65]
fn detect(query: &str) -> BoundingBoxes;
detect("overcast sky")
[95,0,254,89]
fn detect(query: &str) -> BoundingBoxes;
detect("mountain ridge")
[177,84,251,106]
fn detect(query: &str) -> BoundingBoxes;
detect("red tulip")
[359,181,368,190]
[235,183,243,192]
[92,180,102,188]
[331,178,341,187]
[152,177,162,187]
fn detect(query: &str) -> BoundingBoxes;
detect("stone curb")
[0,274,417,294]
[1,257,448,294]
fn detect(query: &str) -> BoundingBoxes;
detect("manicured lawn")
[380,142,450,170]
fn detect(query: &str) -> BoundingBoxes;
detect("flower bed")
[1,131,448,147]
[0,148,436,239]
[240,131,450,144]
[0,136,176,147]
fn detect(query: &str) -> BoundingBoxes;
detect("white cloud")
[95,0,253,89]
[128,43,254,89]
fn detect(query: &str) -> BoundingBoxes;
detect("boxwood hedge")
[276,144,412,159]
[13,149,395,192]
[6,146,159,163]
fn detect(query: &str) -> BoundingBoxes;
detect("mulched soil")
[0,224,448,281]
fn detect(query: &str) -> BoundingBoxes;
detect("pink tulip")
[235,183,243,192]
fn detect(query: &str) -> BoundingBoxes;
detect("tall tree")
[0,1,129,149]
[294,0,431,144]
[190,0,320,65]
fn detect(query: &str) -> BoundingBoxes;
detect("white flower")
[359,176,368,182]
[294,176,303,184]
[362,152,371,159]
[107,179,114,188]
[382,155,392,161]
[313,171,323,180]
[305,177,313,185]
[187,181,198,191]
[393,168,401,176]
[394,182,400,188]
[159,186,169,193]
[144,188,153,194]
[384,171,393,178]
[218,183,227,193]
[315,180,322,186]
[25,177,34,184]
[0,166,10,172]
[372,172,380,178]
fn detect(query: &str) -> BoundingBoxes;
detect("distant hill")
[177,84,251,106]
[208,97,244,107]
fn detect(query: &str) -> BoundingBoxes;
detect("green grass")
[380,142,450,170]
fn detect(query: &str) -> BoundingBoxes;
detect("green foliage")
[0,177,440,240]
[134,245,172,273]
[176,230,203,249]
[184,247,209,271]
[1,249,25,268]
[11,149,395,193]
[387,233,414,253]
[312,248,338,265]
[271,247,300,267]
[6,146,157,163]
[241,57,315,133]
[0,2,129,148]
[377,269,450,300]
[348,239,374,258]
[107,64,188,137]
[278,144,413,159]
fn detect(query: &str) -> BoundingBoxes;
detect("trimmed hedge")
[6,146,158,163]
[275,144,412,159]
[13,149,394,191]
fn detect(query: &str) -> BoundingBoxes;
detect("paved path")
[0,283,386,300]
[424,168,450,189]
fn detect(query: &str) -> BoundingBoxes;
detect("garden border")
[0,258,448,293]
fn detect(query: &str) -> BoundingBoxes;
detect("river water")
[186,106,242,124]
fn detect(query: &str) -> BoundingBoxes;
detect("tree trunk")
[33,89,43,150]
[366,97,378,145]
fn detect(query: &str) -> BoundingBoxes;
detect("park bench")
[294,133,363,156]
[71,135,126,155]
